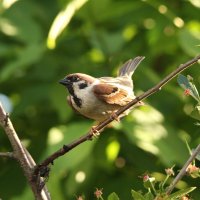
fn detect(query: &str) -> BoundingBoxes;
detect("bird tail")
[118,56,145,77]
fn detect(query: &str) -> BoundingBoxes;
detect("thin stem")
[34,55,200,176]
[161,175,170,191]
[166,144,200,195]
[150,181,157,196]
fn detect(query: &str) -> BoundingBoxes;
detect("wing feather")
[93,84,133,106]
[118,56,145,77]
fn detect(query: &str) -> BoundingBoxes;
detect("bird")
[59,56,145,123]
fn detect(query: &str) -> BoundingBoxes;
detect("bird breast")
[70,80,118,121]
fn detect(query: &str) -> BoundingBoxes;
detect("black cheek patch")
[65,84,82,108]
[73,96,82,108]
[78,82,88,89]
[66,84,74,96]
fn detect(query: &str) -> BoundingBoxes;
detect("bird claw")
[110,112,120,122]
[91,126,100,138]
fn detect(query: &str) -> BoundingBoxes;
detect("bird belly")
[70,91,120,121]
[69,83,135,122]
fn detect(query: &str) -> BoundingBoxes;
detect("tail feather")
[118,56,145,77]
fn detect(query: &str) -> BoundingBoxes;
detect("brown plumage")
[93,84,132,106]
[59,56,145,122]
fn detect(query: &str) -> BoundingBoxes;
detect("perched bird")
[59,56,145,122]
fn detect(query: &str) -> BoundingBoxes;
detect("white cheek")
[72,80,100,108]
[74,84,91,99]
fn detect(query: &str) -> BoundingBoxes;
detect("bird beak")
[59,78,70,86]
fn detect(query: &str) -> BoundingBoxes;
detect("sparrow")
[59,56,145,122]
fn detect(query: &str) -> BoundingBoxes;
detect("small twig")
[0,152,15,159]
[166,144,200,195]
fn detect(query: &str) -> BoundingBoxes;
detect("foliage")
[177,74,200,122]
[0,0,200,199]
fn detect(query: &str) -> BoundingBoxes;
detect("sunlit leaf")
[177,74,191,90]
[131,190,145,200]
[106,140,120,162]
[190,106,200,121]
[47,0,89,49]
[107,192,120,200]
[188,0,200,8]
[177,74,200,102]
[179,28,200,56]
[167,187,196,199]
[144,191,154,200]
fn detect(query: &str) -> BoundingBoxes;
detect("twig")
[166,144,200,195]
[0,152,15,159]
[0,103,51,200]
[34,55,200,177]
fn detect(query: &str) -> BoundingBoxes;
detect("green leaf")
[179,28,200,56]
[0,44,45,82]
[89,29,125,55]
[131,190,145,200]
[177,74,191,89]
[167,187,196,200]
[189,105,200,121]
[44,122,94,170]
[107,192,120,200]
[47,0,89,49]
[123,106,189,165]
[177,74,200,102]
[144,191,154,200]
[188,82,200,102]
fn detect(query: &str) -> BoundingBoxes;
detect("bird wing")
[118,56,145,77]
[99,76,133,88]
[93,83,134,106]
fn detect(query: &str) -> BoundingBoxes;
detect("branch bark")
[34,55,200,176]
[0,103,51,200]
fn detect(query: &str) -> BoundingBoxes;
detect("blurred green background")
[0,0,200,199]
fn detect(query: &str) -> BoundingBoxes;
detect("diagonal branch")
[166,144,200,195]
[34,55,200,177]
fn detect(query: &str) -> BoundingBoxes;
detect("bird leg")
[90,112,120,138]
[91,126,101,138]
[110,112,120,122]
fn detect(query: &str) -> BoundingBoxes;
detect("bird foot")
[110,112,120,122]
[91,126,100,138]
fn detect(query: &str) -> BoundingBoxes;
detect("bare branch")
[166,144,200,195]
[0,103,51,200]
[34,55,200,176]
